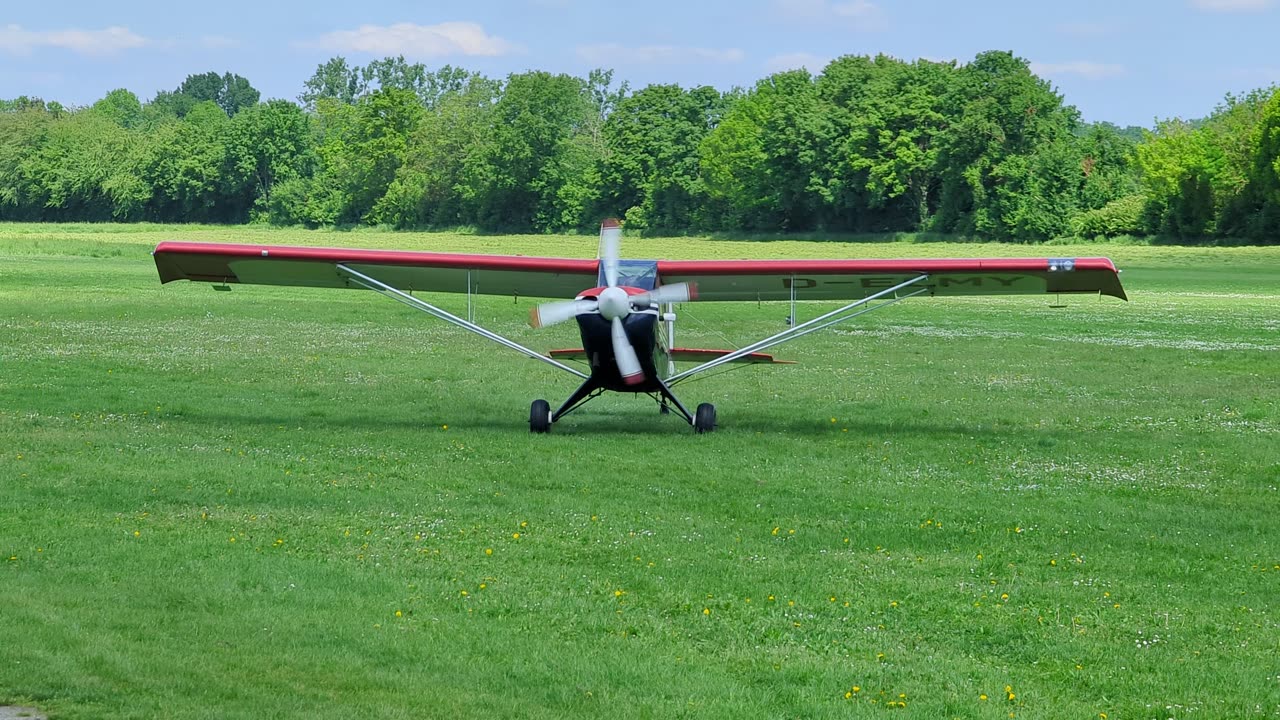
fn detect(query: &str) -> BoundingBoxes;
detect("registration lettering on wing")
[783,274,1046,296]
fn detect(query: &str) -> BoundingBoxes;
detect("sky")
[2,0,1278,127]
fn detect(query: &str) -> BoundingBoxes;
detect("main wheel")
[530,399,552,433]
[693,403,717,434]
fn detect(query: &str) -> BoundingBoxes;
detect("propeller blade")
[630,282,697,308]
[530,299,596,328]
[610,316,644,386]
[600,218,622,288]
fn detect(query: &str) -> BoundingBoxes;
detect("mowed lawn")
[1,224,1277,719]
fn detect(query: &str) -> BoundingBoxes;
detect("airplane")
[153,219,1127,433]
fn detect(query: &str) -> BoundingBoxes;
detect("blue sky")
[2,0,1277,127]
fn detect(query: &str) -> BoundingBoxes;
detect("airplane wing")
[153,241,598,299]
[656,257,1127,301]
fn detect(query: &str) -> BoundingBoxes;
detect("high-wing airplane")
[153,219,1127,433]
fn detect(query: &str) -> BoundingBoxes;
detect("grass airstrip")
[1,223,1277,719]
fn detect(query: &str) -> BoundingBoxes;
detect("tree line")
[2,54,1278,243]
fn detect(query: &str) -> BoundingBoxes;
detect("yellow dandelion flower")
[133,530,140,537]
[1008,692,1016,700]
[768,595,775,602]
[980,694,988,701]
[1001,593,1009,601]
[512,532,520,539]
[460,590,468,596]
[831,417,837,423]
[441,424,448,430]
[829,596,836,602]
[772,527,779,536]
[788,528,795,535]
[485,548,493,556]
[229,536,236,543]
[852,686,860,693]
[788,600,795,607]
[844,692,852,699]
[702,608,710,616]
[1113,602,1120,608]
[395,610,402,618]
[520,521,528,528]
[479,583,486,589]
[1050,559,1057,566]
[614,590,624,597]
[890,601,898,608]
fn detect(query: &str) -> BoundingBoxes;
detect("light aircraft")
[153,219,1126,433]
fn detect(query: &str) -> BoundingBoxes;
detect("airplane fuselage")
[574,311,663,392]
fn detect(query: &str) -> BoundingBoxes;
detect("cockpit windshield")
[603,259,658,290]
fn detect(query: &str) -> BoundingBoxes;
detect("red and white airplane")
[153,219,1126,433]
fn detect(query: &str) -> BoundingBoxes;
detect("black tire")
[530,399,552,433]
[693,403,717,434]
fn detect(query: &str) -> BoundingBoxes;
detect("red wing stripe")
[154,242,598,276]
[656,258,1119,275]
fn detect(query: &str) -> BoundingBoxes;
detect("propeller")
[529,299,596,329]
[530,219,697,385]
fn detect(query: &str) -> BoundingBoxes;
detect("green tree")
[226,99,315,214]
[22,110,148,220]
[154,72,261,118]
[300,57,367,109]
[932,51,1082,240]
[376,75,501,227]
[91,89,144,128]
[597,83,724,231]
[0,105,54,219]
[141,101,247,221]
[470,71,597,231]
[818,55,956,231]
[701,70,827,230]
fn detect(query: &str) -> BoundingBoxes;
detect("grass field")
[2,223,1277,719]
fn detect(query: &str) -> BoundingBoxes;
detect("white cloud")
[763,52,831,73]
[309,22,517,58]
[774,0,888,30]
[0,24,148,56]
[1030,61,1125,79]
[1189,0,1274,10]
[577,44,745,65]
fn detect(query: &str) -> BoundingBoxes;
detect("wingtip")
[601,218,621,230]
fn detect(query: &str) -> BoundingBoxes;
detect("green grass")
[2,223,1277,719]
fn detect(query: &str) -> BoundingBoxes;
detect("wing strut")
[336,264,588,380]
[667,274,931,385]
